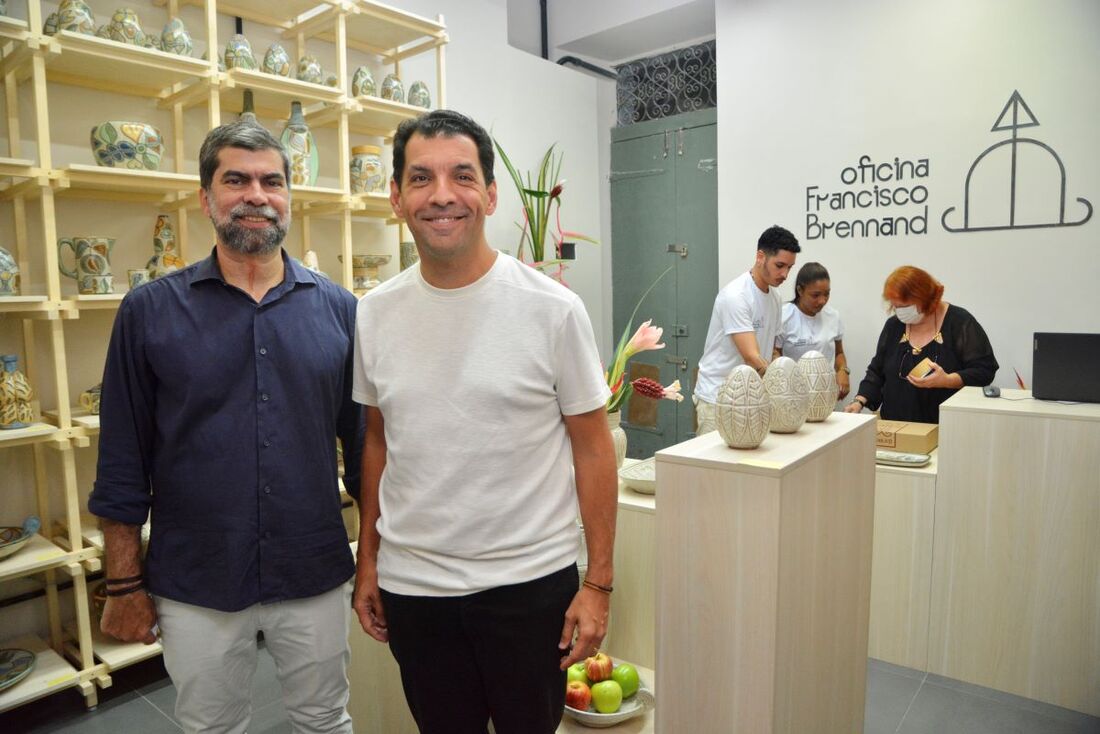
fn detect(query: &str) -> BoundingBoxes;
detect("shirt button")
[264,486,271,494]
[263,439,271,447]
[259,347,267,356]
[261,393,269,402]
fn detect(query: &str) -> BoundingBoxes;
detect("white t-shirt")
[694,271,783,403]
[775,302,844,364]
[352,252,610,596]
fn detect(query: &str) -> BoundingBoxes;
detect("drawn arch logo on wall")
[942,91,1093,233]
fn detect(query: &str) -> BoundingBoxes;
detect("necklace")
[899,309,944,355]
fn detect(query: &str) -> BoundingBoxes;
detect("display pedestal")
[655,413,876,733]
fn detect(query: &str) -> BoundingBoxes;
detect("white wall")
[716,0,1100,389]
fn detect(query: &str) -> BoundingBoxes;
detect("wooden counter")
[929,388,1100,716]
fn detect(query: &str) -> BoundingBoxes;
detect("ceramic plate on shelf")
[0,648,36,692]
[564,686,656,728]
[618,457,656,494]
[875,450,931,467]
[0,516,40,561]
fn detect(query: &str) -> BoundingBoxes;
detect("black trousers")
[381,564,578,734]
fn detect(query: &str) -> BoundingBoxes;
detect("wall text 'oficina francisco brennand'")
[805,155,930,240]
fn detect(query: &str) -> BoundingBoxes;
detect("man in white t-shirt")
[693,225,801,433]
[350,110,617,734]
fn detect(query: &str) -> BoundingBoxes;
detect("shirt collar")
[191,246,320,289]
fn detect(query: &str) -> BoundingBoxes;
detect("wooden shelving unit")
[0,0,446,714]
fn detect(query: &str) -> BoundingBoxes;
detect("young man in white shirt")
[693,225,801,433]
[350,110,617,734]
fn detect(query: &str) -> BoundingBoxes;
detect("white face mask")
[895,304,923,324]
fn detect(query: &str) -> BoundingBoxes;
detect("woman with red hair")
[844,265,998,423]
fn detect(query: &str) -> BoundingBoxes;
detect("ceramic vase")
[262,43,291,77]
[147,215,185,279]
[349,145,385,194]
[608,410,627,468]
[237,89,258,124]
[56,0,95,35]
[161,16,192,56]
[280,101,318,187]
[224,34,257,70]
[407,81,431,109]
[380,73,403,103]
[714,365,771,449]
[350,66,375,97]
[764,356,810,433]
[90,120,163,170]
[797,350,838,422]
[58,236,114,294]
[105,8,145,45]
[43,12,59,35]
[0,354,35,429]
[0,244,19,296]
[399,241,419,271]
[296,55,323,84]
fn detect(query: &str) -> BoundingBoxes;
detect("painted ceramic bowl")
[380,73,403,103]
[563,681,656,728]
[618,456,656,494]
[0,516,40,561]
[0,649,36,693]
[90,121,163,170]
[407,81,431,109]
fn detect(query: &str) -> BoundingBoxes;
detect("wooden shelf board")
[0,634,80,713]
[350,191,393,217]
[0,296,55,315]
[0,156,38,179]
[0,422,58,448]
[348,96,423,137]
[57,165,200,198]
[157,0,335,28]
[46,31,213,97]
[329,1,445,53]
[64,622,163,672]
[42,408,99,432]
[220,68,343,116]
[293,185,348,208]
[0,534,70,583]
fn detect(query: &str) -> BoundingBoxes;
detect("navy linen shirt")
[89,248,363,612]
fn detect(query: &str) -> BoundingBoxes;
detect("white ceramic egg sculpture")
[797,350,839,422]
[764,356,810,433]
[715,365,772,449]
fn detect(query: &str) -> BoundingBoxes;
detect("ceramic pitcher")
[147,215,184,279]
[58,236,115,294]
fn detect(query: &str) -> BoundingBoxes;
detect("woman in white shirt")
[773,262,851,399]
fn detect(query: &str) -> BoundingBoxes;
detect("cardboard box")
[876,419,939,454]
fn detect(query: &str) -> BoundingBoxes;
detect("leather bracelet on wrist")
[582,579,613,595]
[104,581,147,597]
[105,574,143,586]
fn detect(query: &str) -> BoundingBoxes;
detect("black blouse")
[856,305,999,423]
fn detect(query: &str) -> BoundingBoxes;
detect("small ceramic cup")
[78,274,114,295]
[128,268,151,289]
[79,383,102,414]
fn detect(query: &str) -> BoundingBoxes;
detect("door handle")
[666,356,688,371]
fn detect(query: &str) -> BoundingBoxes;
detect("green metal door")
[611,110,718,458]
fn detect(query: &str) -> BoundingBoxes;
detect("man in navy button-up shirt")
[89,121,362,733]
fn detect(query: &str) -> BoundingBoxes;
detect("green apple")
[590,679,623,714]
[566,662,589,687]
[611,663,640,698]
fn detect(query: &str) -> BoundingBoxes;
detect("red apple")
[564,680,592,710]
[584,651,614,683]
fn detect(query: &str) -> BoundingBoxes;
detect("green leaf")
[523,188,549,198]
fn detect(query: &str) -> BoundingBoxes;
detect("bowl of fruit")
[563,652,655,728]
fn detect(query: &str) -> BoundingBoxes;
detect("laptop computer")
[1032,332,1100,403]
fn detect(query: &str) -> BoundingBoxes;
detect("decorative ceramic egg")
[161,16,192,56]
[224,34,257,70]
[296,55,323,84]
[350,66,375,97]
[764,356,810,433]
[380,73,403,103]
[407,80,431,109]
[798,350,838,422]
[262,43,291,77]
[715,365,772,449]
[106,8,145,45]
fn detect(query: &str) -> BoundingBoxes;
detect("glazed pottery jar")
[0,354,35,429]
[79,383,102,415]
[607,411,627,468]
[42,12,59,35]
[407,81,431,109]
[714,365,771,449]
[764,356,810,433]
[58,236,115,294]
[56,0,95,34]
[262,43,291,77]
[350,66,375,97]
[147,215,185,279]
[90,120,163,170]
[280,101,318,187]
[296,55,323,84]
[380,73,403,103]
[238,89,258,124]
[161,16,192,56]
[128,268,150,289]
[0,244,19,296]
[224,34,257,70]
[105,7,145,45]
[349,145,385,194]
[797,350,839,422]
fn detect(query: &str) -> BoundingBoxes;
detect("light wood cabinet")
[0,0,445,713]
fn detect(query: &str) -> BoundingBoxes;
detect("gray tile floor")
[2,652,1098,733]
